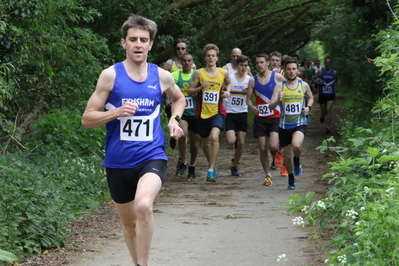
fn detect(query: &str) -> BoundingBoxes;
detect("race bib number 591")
[120,116,154,141]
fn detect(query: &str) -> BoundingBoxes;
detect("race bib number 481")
[120,116,154,141]
[284,102,301,115]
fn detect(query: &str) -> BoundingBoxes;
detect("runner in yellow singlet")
[188,43,231,182]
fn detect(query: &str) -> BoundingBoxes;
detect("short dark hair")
[283,56,298,70]
[256,53,269,61]
[174,38,191,52]
[121,15,157,41]
[236,55,249,65]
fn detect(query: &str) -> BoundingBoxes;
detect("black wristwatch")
[170,115,181,123]
[306,106,312,111]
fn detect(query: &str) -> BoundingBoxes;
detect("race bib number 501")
[120,116,154,141]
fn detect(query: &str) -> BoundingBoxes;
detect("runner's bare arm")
[302,82,314,115]
[246,77,257,113]
[335,70,341,86]
[221,70,231,98]
[160,69,185,139]
[187,70,203,96]
[82,67,139,129]
[162,59,172,71]
[269,82,283,110]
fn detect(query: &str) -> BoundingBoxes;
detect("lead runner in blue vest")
[82,15,185,266]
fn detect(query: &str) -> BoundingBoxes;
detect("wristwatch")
[306,106,312,111]
[170,115,181,123]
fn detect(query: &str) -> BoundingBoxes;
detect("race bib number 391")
[120,116,154,141]
[203,91,219,104]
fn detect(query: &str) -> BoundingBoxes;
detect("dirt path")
[21,103,341,266]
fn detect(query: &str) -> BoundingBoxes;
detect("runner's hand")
[119,102,139,117]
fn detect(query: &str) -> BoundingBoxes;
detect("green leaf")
[0,249,19,262]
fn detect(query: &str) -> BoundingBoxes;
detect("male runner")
[269,56,313,190]
[246,53,285,186]
[172,53,199,180]
[224,55,251,176]
[188,44,231,182]
[313,56,341,134]
[163,38,196,149]
[82,15,185,266]
[223,47,252,75]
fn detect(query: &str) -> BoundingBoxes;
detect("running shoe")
[230,166,241,176]
[176,162,187,176]
[288,175,296,190]
[280,165,288,177]
[294,161,303,176]
[187,165,196,180]
[270,159,277,170]
[275,152,284,168]
[263,174,272,186]
[206,170,217,182]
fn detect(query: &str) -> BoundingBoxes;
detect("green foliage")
[284,5,399,261]
[0,249,18,263]
[0,150,108,258]
[24,107,105,157]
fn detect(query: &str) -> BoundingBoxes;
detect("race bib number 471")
[120,116,154,141]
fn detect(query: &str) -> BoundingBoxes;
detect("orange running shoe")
[280,165,288,177]
[275,152,284,168]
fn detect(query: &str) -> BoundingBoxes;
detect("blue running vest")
[103,62,167,168]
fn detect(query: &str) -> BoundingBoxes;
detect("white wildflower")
[360,207,365,212]
[317,200,326,210]
[337,254,347,264]
[345,209,358,220]
[325,259,329,264]
[292,216,305,227]
[301,206,308,212]
[277,253,286,262]
[363,186,370,192]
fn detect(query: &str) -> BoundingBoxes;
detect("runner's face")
[238,62,248,75]
[255,57,268,74]
[181,55,194,72]
[175,43,187,58]
[324,59,332,70]
[204,49,218,67]
[231,49,241,64]
[121,28,153,63]
[285,63,299,80]
[270,56,280,69]
[305,58,312,67]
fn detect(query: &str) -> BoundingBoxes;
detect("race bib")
[284,102,301,115]
[258,104,273,116]
[120,116,154,141]
[203,91,219,104]
[322,85,332,94]
[230,96,245,107]
[185,96,194,109]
